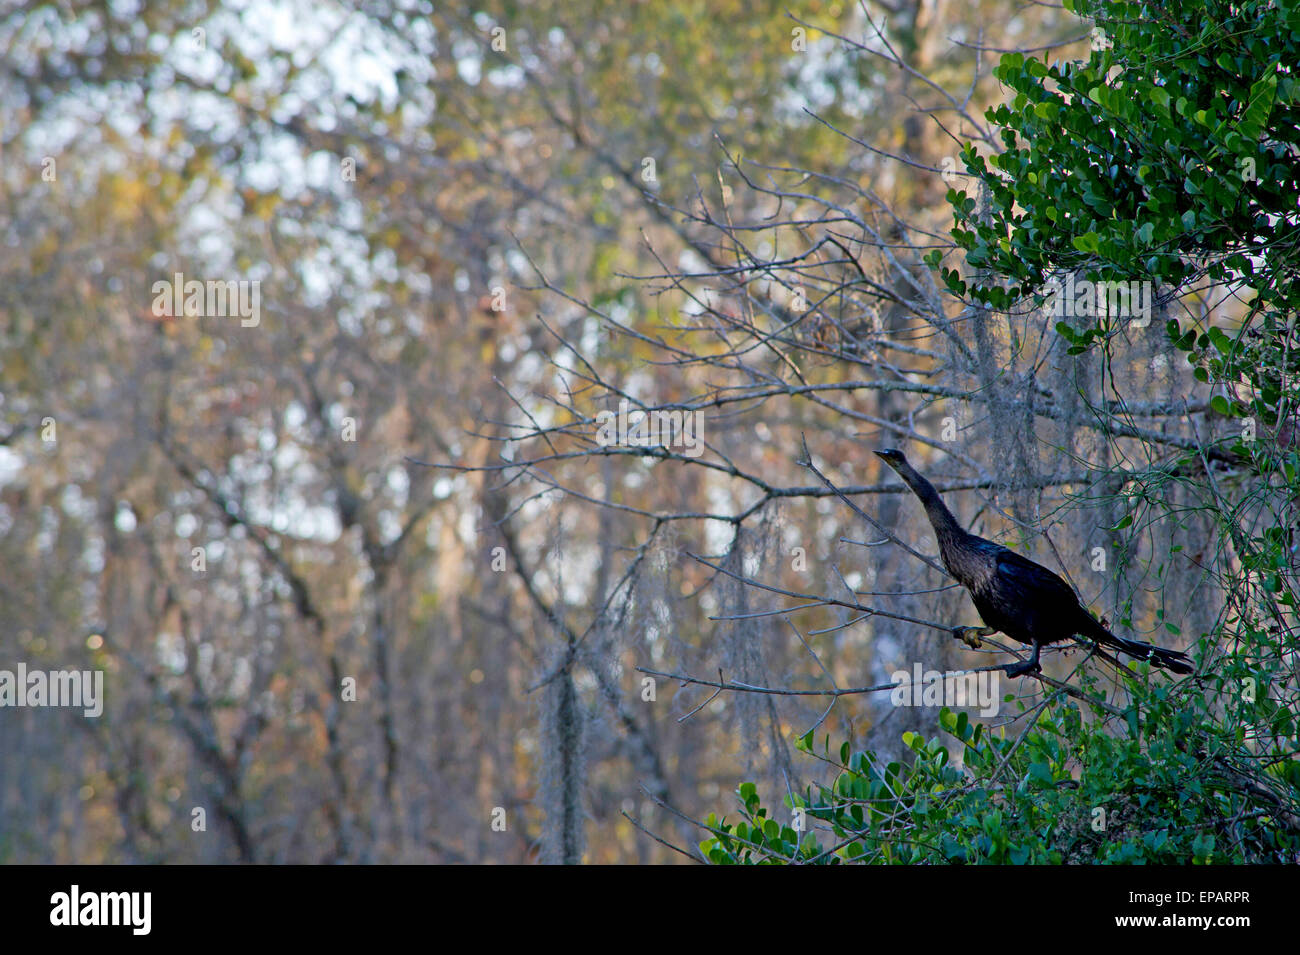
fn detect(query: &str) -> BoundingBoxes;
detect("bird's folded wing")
[989,548,1078,603]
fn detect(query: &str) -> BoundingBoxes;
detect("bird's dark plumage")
[874,448,1193,677]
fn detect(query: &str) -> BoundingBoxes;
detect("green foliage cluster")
[936,0,1300,315]
[702,639,1299,864]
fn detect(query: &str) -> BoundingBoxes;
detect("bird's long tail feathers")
[1083,618,1194,675]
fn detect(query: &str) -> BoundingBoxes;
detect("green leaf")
[1072,232,1101,254]
[1027,761,1054,785]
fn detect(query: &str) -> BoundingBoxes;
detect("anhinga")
[874,448,1194,677]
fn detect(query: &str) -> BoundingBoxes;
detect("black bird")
[874,448,1194,677]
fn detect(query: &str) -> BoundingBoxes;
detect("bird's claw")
[952,625,994,649]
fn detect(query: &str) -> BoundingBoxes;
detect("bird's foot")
[1002,659,1042,678]
[952,625,995,649]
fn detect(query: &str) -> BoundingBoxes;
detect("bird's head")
[873,447,909,471]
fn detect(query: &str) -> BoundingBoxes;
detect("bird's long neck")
[893,461,968,547]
